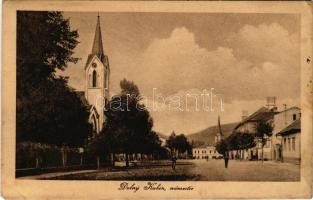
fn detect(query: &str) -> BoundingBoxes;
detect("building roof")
[193,145,216,150]
[275,106,301,115]
[85,16,105,69]
[92,16,104,56]
[283,106,300,112]
[234,107,276,130]
[193,145,209,149]
[277,118,301,136]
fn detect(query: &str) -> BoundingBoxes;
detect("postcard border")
[2,1,312,199]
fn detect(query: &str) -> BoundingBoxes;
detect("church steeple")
[218,115,223,136]
[91,15,104,60]
[84,14,110,134]
[85,15,106,69]
[215,115,223,145]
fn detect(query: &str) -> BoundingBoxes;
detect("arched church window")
[92,70,97,87]
[89,74,91,87]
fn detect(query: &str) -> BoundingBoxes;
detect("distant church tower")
[85,15,110,134]
[214,115,223,145]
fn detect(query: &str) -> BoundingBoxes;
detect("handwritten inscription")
[118,182,140,193]
[144,182,166,191]
[118,182,194,193]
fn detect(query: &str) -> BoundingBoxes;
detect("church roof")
[85,15,105,69]
[92,15,104,56]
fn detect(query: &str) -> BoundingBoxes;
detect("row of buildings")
[193,98,301,163]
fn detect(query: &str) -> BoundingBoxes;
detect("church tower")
[215,115,223,145]
[85,15,110,134]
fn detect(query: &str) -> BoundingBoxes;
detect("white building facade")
[271,107,301,161]
[193,146,222,159]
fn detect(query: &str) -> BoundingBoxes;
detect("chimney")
[242,110,248,121]
[266,96,276,110]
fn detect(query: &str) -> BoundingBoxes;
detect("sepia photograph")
[15,11,302,182]
[2,1,312,199]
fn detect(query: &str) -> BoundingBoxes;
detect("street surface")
[189,159,300,181]
[20,159,300,181]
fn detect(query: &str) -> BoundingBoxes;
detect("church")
[77,15,110,135]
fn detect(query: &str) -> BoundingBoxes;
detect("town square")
[15,11,301,182]
[19,159,299,181]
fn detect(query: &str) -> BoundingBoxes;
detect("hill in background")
[187,122,239,147]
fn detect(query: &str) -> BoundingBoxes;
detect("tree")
[166,132,191,158]
[215,139,228,155]
[17,11,79,78]
[222,131,256,160]
[226,132,240,152]
[143,131,162,154]
[102,79,159,166]
[18,78,92,146]
[238,132,256,160]
[85,134,108,169]
[255,120,273,162]
[166,131,177,153]
[16,11,92,147]
[240,132,256,150]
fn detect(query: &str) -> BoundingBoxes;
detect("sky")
[59,12,301,136]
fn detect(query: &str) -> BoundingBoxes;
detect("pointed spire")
[218,115,223,136]
[91,14,104,57]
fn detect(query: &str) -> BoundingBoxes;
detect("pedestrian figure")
[224,151,229,168]
[171,155,177,170]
